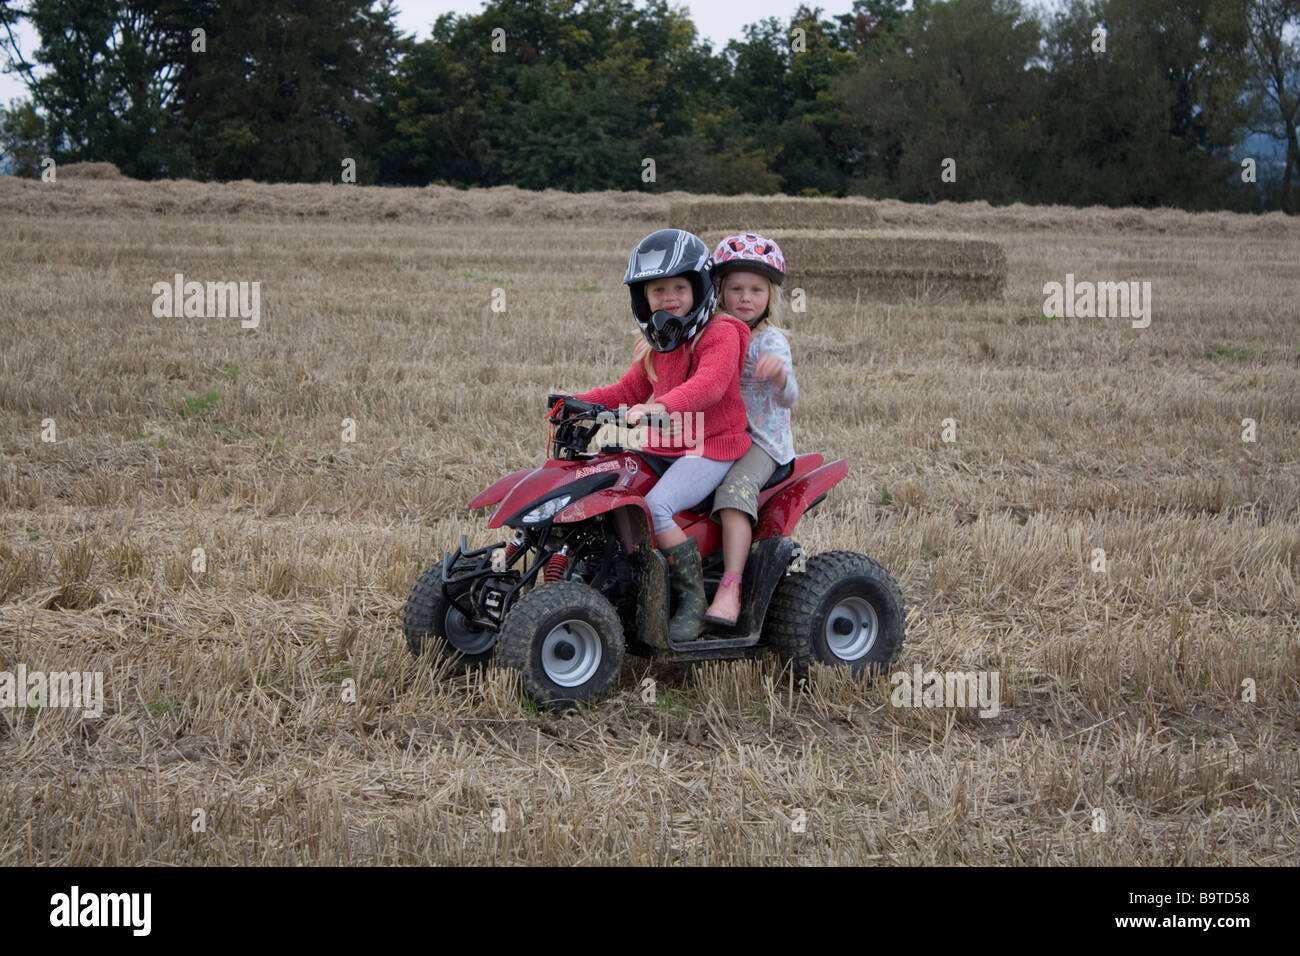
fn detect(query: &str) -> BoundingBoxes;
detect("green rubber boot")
[662,537,707,643]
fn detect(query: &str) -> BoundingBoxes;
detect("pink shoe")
[704,572,743,626]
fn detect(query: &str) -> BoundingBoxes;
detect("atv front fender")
[754,460,849,540]
[467,468,534,510]
[555,489,653,553]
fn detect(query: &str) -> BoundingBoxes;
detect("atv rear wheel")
[495,581,625,709]
[766,550,905,681]
[403,561,496,671]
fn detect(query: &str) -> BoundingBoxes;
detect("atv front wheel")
[766,550,905,680]
[403,561,496,671]
[495,581,625,709]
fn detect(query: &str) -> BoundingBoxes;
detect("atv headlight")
[520,494,572,524]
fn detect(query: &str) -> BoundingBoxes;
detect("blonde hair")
[713,272,784,333]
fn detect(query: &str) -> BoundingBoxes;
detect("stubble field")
[1,170,1298,864]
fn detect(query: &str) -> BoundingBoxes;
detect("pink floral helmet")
[709,233,786,287]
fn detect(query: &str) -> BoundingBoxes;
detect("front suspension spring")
[544,545,569,583]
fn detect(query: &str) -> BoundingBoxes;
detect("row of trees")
[2,0,1298,211]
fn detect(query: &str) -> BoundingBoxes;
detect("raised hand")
[754,353,786,388]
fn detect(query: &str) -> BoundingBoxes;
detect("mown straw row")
[5,167,1297,241]
[673,194,1300,240]
[0,172,670,225]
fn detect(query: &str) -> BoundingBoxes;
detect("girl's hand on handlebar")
[626,402,667,426]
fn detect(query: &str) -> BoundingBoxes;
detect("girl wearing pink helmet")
[703,232,799,627]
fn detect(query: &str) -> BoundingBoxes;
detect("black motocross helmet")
[622,229,715,353]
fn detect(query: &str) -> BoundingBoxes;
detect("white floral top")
[740,325,798,465]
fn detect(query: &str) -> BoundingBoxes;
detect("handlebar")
[546,394,602,420]
[544,395,677,460]
[546,395,670,429]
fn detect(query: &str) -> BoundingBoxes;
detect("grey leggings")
[643,454,736,534]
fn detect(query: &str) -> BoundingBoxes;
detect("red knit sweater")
[575,314,752,461]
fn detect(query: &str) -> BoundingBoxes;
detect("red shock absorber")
[544,546,569,583]
[503,530,525,564]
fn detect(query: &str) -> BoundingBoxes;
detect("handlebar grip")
[565,397,604,415]
[640,412,672,429]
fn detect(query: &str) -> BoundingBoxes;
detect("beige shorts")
[710,443,780,527]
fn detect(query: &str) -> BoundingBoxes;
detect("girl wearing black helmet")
[702,233,799,627]
[570,228,753,643]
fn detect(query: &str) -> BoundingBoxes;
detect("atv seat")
[762,459,795,491]
[642,453,796,524]
[639,454,673,478]
[641,453,793,495]
[693,459,793,516]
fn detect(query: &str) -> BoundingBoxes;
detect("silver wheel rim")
[825,596,878,661]
[540,620,603,687]
[445,606,494,655]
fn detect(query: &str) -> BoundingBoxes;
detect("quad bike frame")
[403,397,906,706]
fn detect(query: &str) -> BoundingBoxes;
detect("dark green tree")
[826,0,908,49]
[1,1,35,86]
[10,0,194,177]
[0,97,45,175]
[771,5,863,195]
[377,0,722,192]
[174,0,399,182]
[833,0,1047,202]
[655,105,784,195]
[1040,0,1253,209]
[1244,0,1300,211]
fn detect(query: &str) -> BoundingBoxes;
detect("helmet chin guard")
[645,310,686,353]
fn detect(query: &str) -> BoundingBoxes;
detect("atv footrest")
[666,633,759,653]
[659,637,769,663]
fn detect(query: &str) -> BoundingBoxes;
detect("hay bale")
[775,230,1007,303]
[670,198,1006,301]
[54,162,126,180]
[671,195,879,237]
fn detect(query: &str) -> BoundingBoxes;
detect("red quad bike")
[402,396,906,708]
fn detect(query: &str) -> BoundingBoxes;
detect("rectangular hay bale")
[769,233,1006,303]
[670,197,880,237]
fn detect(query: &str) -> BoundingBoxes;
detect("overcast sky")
[0,0,812,105]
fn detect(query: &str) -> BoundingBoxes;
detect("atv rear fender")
[754,460,848,539]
